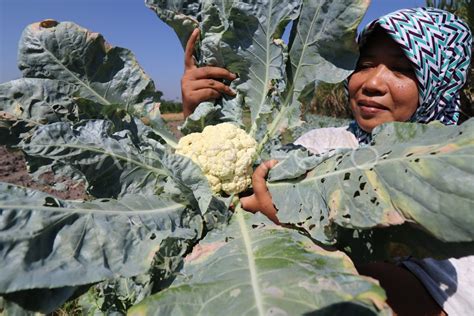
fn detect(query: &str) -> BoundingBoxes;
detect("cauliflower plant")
[175,123,257,195]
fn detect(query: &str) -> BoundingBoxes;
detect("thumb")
[240,194,259,213]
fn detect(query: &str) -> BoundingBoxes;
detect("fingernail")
[231,88,237,96]
[231,73,238,79]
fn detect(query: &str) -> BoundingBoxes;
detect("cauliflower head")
[175,123,257,195]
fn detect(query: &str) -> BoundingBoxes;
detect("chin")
[354,118,380,133]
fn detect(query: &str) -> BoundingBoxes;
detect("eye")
[356,62,374,71]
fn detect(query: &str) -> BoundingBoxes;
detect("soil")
[0,146,87,200]
[0,114,185,200]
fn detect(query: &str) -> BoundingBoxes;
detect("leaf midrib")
[269,151,473,187]
[0,202,185,216]
[35,31,112,105]
[21,143,167,177]
[250,0,276,137]
[236,206,265,316]
[255,2,323,153]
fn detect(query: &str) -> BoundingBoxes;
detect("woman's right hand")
[240,160,280,225]
[181,28,237,118]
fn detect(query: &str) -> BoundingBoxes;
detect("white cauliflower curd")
[175,123,257,195]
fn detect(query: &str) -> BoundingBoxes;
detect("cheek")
[391,80,419,119]
[347,74,361,98]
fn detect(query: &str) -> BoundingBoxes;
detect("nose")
[361,64,389,96]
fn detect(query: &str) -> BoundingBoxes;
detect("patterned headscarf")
[348,7,472,144]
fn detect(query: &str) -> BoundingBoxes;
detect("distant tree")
[159,99,183,113]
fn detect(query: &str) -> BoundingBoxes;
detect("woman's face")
[348,29,419,132]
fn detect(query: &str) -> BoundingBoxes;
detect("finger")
[191,79,236,96]
[266,212,281,225]
[190,88,221,102]
[185,28,200,70]
[182,101,198,118]
[252,160,279,196]
[241,195,280,225]
[240,195,259,213]
[190,67,237,81]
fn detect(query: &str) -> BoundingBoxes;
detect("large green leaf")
[0,182,202,294]
[18,21,160,109]
[226,0,300,132]
[267,120,474,259]
[18,119,217,215]
[0,20,176,146]
[0,78,82,146]
[288,0,367,95]
[0,79,80,124]
[146,0,248,131]
[147,0,369,152]
[129,209,391,315]
[18,119,165,198]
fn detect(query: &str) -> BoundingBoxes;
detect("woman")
[181,7,473,315]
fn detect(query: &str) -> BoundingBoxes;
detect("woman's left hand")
[240,160,280,224]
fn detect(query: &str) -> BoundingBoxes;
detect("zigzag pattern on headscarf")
[349,7,472,145]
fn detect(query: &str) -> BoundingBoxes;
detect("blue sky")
[0,0,424,100]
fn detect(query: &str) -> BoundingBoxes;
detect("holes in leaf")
[353,191,360,198]
[359,182,366,190]
[405,169,408,173]
[44,197,60,207]
[430,152,437,155]
[414,158,420,163]
[381,151,392,160]
[342,214,351,219]
[309,224,315,230]
[321,178,325,183]
[13,92,24,99]
[40,19,59,28]
[150,233,156,240]
[280,20,293,45]
[370,197,378,204]
[344,173,351,181]
[406,153,414,157]
[320,215,325,221]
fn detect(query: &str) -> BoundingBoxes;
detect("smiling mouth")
[357,100,388,110]
[357,100,389,117]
